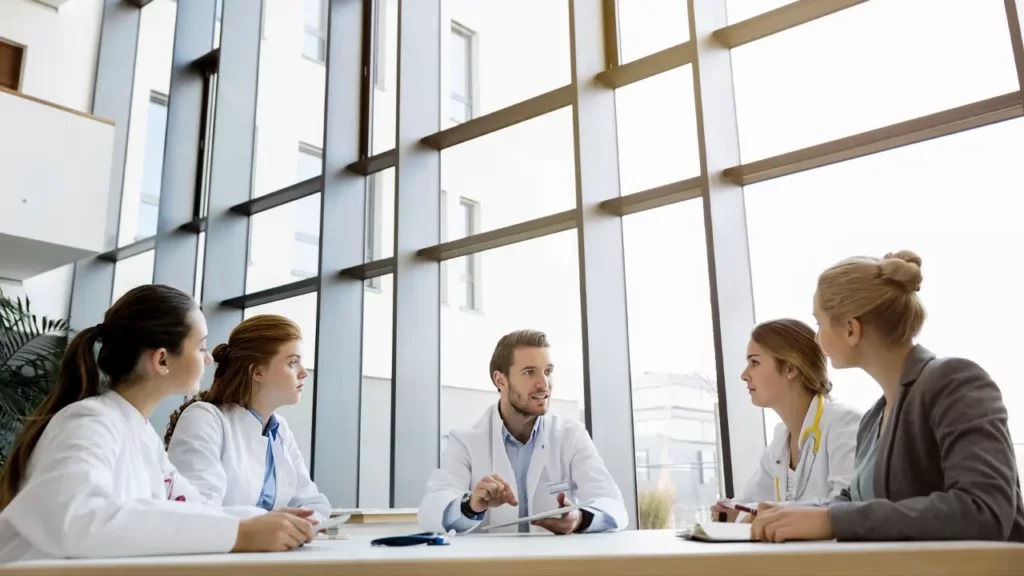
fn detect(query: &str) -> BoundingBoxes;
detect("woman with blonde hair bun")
[752,251,1024,543]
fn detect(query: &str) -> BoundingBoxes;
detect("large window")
[616,0,689,63]
[361,274,394,506]
[746,118,1024,443]
[454,198,481,311]
[119,1,176,246]
[247,193,321,293]
[731,0,1018,161]
[111,250,155,305]
[623,200,721,529]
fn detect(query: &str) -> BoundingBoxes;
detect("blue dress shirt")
[249,410,279,512]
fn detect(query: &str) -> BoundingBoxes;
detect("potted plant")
[0,290,70,470]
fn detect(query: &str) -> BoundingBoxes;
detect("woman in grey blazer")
[752,250,1024,542]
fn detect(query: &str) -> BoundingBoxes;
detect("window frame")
[449,21,478,124]
[303,0,329,64]
[457,197,482,311]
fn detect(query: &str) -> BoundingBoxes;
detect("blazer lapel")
[874,345,936,498]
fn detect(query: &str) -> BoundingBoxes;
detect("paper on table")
[479,503,586,531]
[676,522,752,542]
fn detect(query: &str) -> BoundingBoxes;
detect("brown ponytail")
[0,284,197,511]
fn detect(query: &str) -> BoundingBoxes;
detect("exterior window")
[450,22,476,123]
[304,0,328,62]
[137,92,169,241]
[456,198,481,310]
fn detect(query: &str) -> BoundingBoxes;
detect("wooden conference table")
[1,529,1021,576]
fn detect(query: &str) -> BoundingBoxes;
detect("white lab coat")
[419,404,628,534]
[737,395,861,505]
[0,391,240,562]
[166,401,331,522]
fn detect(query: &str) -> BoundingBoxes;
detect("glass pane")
[732,0,1019,162]
[623,200,720,530]
[297,145,322,180]
[745,118,1024,446]
[111,250,155,305]
[119,0,176,246]
[615,66,699,195]
[444,0,570,127]
[247,194,322,292]
[441,108,575,239]
[440,231,585,460]
[370,0,398,153]
[366,168,395,262]
[252,0,326,197]
[725,0,790,24]
[195,231,206,302]
[617,0,689,64]
[214,0,223,48]
[450,26,470,101]
[243,293,318,461]
[361,274,393,506]
[135,196,159,241]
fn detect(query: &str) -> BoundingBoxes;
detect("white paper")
[677,522,752,542]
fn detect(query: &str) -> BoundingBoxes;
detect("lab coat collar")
[499,409,543,448]
[103,390,152,434]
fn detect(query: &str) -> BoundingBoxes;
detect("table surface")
[2,529,1022,576]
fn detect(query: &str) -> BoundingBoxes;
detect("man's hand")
[469,473,518,513]
[751,506,833,543]
[532,492,582,535]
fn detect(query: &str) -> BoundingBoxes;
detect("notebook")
[676,522,752,542]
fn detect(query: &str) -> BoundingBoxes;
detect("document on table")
[676,522,752,542]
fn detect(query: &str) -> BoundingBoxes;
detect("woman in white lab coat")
[0,285,317,563]
[712,319,861,522]
[165,314,331,523]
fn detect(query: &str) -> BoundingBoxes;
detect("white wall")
[0,0,103,112]
[0,0,104,321]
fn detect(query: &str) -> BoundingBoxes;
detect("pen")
[733,503,757,516]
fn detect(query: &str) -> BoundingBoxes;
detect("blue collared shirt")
[249,410,279,512]
[442,416,616,534]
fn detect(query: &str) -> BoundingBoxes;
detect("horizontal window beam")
[229,176,321,216]
[417,209,577,262]
[339,256,396,280]
[596,41,695,89]
[713,0,869,49]
[191,47,219,73]
[221,277,319,309]
[346,148,396,175]
[599,177,703,216]
[421,85,574,150]
[179,217,207,233]
[96,236,156,262]
[724,91,1024,186]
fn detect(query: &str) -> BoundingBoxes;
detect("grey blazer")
[829,345,1024,541]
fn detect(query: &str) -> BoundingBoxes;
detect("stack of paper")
[676,522,752,542]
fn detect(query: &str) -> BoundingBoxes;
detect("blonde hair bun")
[880,250,922,292]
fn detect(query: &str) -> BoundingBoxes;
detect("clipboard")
[479,503,586,531]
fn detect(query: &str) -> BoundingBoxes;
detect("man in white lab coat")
[419,329,627,535]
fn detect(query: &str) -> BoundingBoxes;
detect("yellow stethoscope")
[774,394,824,501]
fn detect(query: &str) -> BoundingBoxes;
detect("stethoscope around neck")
[774,394,825,501]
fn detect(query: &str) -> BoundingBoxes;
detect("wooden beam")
[599,177,703,216]
[417,210,577,262]
[724,91,1024,185]
[596,41,695,89]
[713,0,869,49]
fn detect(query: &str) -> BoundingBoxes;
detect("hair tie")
[94,323,105,336]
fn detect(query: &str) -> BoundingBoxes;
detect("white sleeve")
[166,403,230,506]
[278,419,331,522]
[568,425,628,531]
[418,432,475,534]
[157,437,264,520]
[3,405,238,558]
[825,407,861,501]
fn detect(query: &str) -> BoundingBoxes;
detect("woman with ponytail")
[165,314,331,524]
[0,286,317,562]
